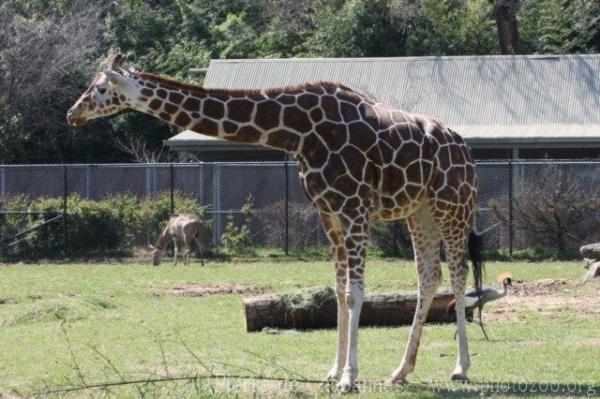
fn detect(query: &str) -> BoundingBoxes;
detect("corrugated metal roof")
[165,125,600,147]
[204,54,600,129]
[164,130,273,152]
[168,130,223,143]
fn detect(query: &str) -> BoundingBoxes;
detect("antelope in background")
[148,214,206,266]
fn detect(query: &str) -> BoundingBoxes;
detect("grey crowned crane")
[447,273,513,340]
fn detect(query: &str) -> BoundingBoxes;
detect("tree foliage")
[0,0,598,163]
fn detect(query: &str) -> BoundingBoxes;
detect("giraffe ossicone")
[68,55,482,392]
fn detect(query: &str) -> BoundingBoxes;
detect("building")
[164,54,600,160]
[164,129,285,161]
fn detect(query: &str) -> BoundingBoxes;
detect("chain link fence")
[1,160,599,257]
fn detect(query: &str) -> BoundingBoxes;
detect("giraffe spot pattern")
[71,74,479,376]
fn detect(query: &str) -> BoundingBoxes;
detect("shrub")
[258,200,325,252]
[370,220,414,258]
[490,164,600,258]
[0,193,209,258]
[220,195,255,256]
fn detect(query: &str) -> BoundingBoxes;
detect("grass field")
[0,258,599,398]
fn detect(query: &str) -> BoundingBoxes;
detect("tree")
[491,0,519,54]
[306,0,417,57]
[0,1,120,163]
[519,0,599,54]
[405,0,497,55]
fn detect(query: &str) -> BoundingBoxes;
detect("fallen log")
[243,287,475,332]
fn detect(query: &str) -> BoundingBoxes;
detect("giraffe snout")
[67,105,87,127]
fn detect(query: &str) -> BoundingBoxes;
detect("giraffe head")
[147,244,162,266]
[67,54,139,126]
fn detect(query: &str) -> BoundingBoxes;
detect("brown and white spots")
[68,57,479,393]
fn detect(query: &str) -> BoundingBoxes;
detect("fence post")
[85,164,91,199]
[145,166,152,198]
[284,157,289,256]
[0,168,5,197]
[197,163,204,206]
[63,165,68,252]
[170,163,175,215]
[508,159,513,259]
[212,164,222,246]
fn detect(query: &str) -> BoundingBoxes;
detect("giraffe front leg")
[337,227,367,393]
[319,212,349,384]
[173,239,179,266]
[183,239,190,266]
[324,277,349,383]
[337,279,363,393]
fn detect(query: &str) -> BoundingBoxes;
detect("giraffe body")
[68,55,480,391]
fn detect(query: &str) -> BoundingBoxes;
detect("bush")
[0,193,209,258]
[258,200,325,252]
[370,220,414,258]
[220,195,255,257]
[490,164,600,258]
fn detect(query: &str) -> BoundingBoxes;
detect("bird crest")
[496,272,512,282]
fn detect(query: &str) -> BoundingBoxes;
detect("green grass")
[0,259,598,398]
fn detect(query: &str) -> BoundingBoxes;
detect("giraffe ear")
[111,54,125,70]
[104,69,129,88]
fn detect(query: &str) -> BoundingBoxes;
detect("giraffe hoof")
[384,377,408,386]
[320,373,337,389]
[450,373,469,381]
[336,382,358,394]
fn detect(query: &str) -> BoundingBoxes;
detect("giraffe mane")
[133,72,360,97]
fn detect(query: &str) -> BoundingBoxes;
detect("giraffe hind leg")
[445,235,472,381]
[388,205,442,383]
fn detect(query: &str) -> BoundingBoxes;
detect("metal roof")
[456,124,600,145]
[202,54,600,143]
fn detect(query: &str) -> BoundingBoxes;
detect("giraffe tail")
[468,230,485,314]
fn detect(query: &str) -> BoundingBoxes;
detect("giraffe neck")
[128,72,317,154]
[154,227,172,250]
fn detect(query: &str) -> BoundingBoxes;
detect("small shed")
[165,130,284,161]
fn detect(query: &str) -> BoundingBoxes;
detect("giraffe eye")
[97,86,107,95]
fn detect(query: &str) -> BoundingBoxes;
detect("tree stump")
[243,288,475,332]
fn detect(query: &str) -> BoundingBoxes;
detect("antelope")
[148,214,206,266]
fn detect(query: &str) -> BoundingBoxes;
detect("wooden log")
[243,289,474,332]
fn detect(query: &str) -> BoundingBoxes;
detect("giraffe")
[67,55,483,392]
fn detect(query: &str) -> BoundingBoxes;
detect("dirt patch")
[0,297,18,305]
[482,279,600,323]
[168,283,265,297]
[510,278,570,297]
